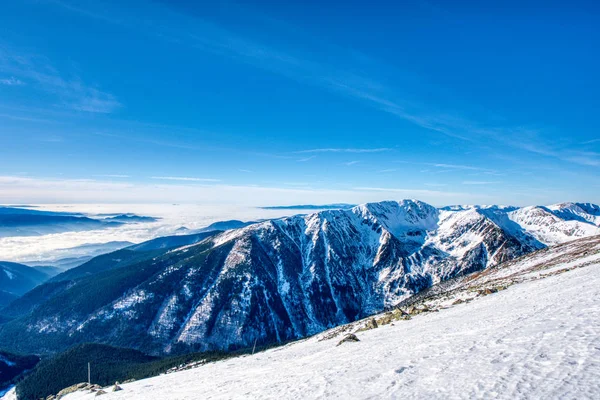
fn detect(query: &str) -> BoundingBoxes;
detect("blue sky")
[1,0,599,206]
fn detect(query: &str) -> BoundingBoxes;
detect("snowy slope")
[58,235,600,400]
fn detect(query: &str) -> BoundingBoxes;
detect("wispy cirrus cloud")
[96,174,130,178]
[41,0,598,169]
[343,160,360,166]
[91,132,302,161]
[563,154,600,167]
[353,186,467,198]
[462,181,501,185]
[297,155,316,162]
[516,141,600,168]
[40,1,480,141]
[283,182,311,187]
[428,163,490,171]
[0,77,24,85]
[581,138,600,145]
[398,161,500,174]
[0,174,471,205]
[0,112,57,123]
[68,88,120,113]
[0,174,563,207]
[424,183,448,187]
[295,148,391,154]
[150,176,221,182]
[0,45,120,113]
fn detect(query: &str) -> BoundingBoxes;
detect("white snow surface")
[61,242,600,400]
[0,387,15,400]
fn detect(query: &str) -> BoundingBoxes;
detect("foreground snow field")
[59,239,600,400]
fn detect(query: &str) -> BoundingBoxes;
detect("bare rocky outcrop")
[337,334,360,346]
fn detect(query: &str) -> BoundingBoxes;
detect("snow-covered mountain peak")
[352,199,439,238]
[506,205,599,245]
[548,202,600,226]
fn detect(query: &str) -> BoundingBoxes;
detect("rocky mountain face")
[0,200,598,355]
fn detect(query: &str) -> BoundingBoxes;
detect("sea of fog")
[0,204,306,264]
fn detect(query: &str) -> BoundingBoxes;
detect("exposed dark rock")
[337,334,360,346]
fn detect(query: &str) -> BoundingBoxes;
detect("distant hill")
[0,261,57,301]
[127,231,220,252]
[0,207,82,217]
[189,220,257,234]
[24,241,135,272]
[0,291,18,309]
[0,207,119,237]
[25,256,94,272]
[99,214,159,223]
[0,207,158,237]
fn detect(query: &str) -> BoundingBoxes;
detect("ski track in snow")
[61,260,600,400]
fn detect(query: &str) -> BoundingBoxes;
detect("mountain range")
[0,206,158,237]
[0,200,598,356]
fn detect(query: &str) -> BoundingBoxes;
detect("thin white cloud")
[353,186,465,198]
[150,176,221,182]
[41,0,597,172]
[0,46,120,113]
[96,174,130,178]
[462,181,501,185]
[516,142,600,168]
[283,182,311,186]
[0,112,56,123]
[582,138,600,145]
[424,183,448,187]
[0,175,500,206]
[395,161,499,174]
[27,0,597,171]
[377,168,397,173]
[297,155,316,162]
[68,88,121,113]
[428,163,494,172]
[343,160,360,166]
[90,132,299,161]
[238,169,253,173]
[296,148,391,154]
[563,156,600,167]
[0,77,24,85]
